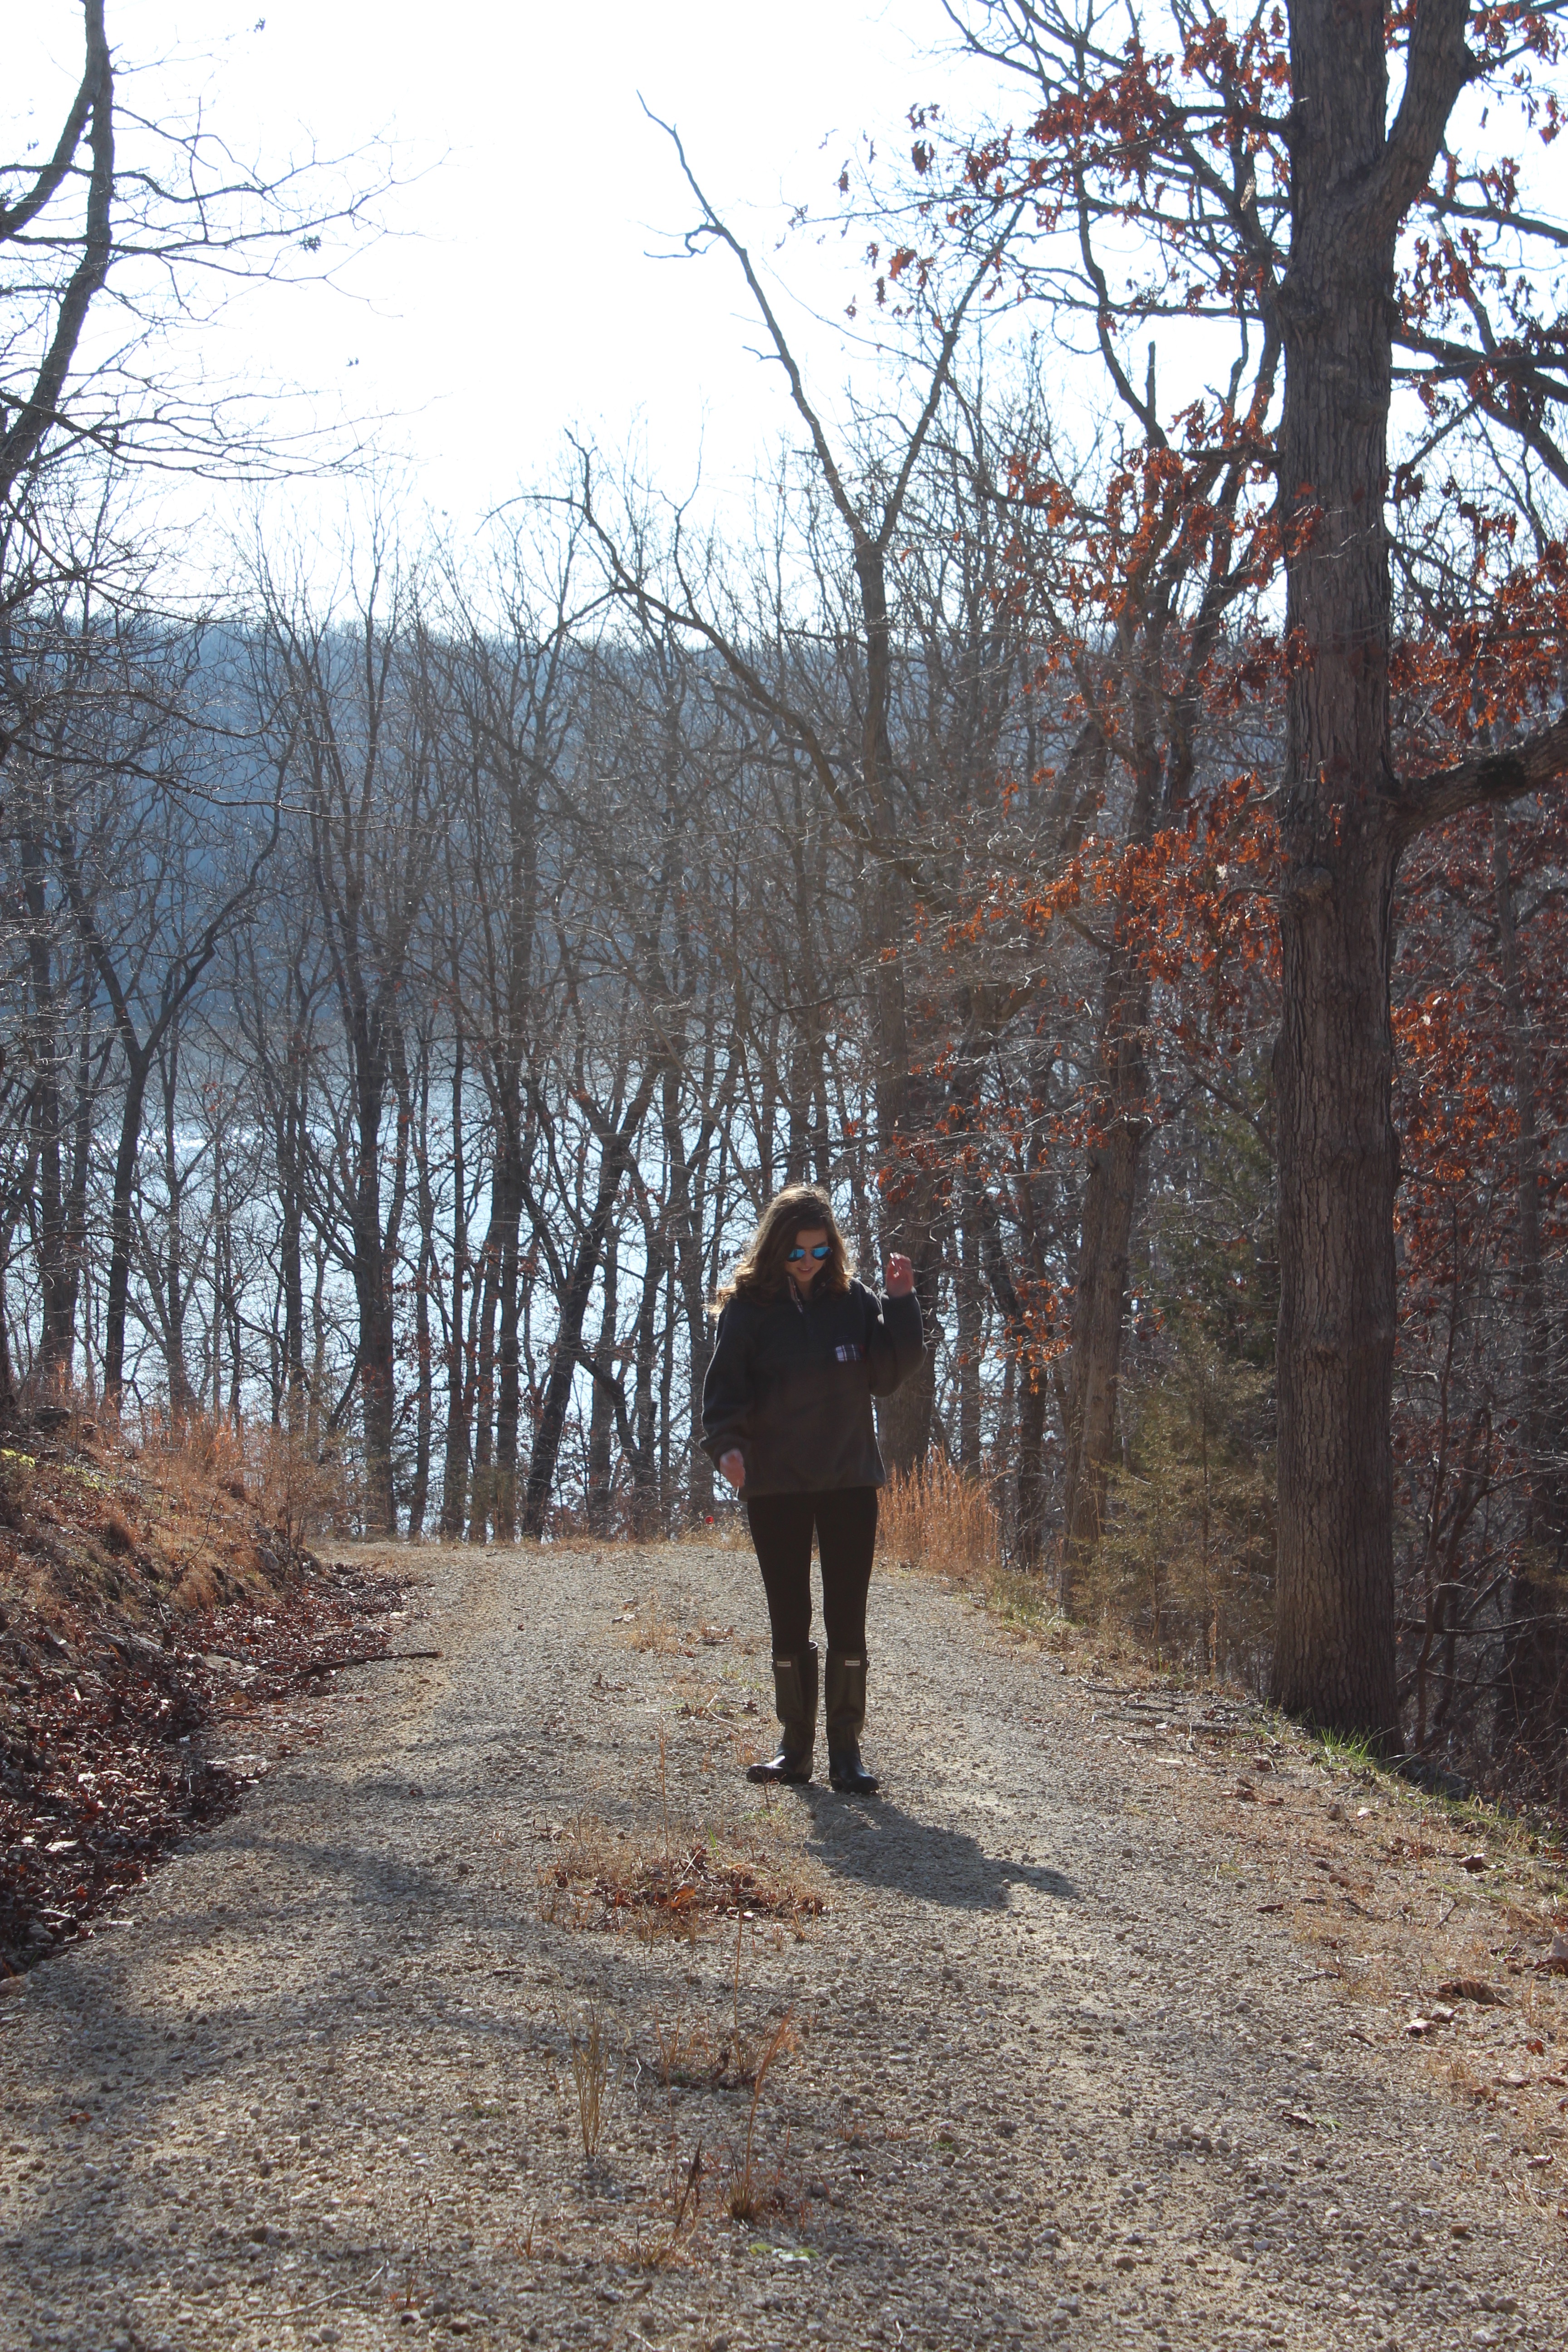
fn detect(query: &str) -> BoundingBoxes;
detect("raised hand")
[885,1252,915,1298]
[719,1448,746,1490]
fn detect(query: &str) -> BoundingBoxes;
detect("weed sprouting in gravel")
[650,2001,712,2088]
[629,2132,707,2267]
[563,2002,613,2164]
[627,1591,682,1654]
[723,2009,798,2221]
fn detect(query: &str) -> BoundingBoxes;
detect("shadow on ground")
[799,1793,1077,1909]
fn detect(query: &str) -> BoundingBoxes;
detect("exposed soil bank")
[0,1413,398,1975]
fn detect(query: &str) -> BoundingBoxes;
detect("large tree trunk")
[157,1082,192,1414]
[438,1031,471,1540]
[1265,0,1465,1740]
[102,1052,151,1402]
[670,1073,716,1526]
[490,1119,525,1544]
[466,1207,500,1542]
[277,1003,308,1418]
[1490,813,1566,1776]
[630,1210,662,1537]
[20,834,78,1389]
[975,1185,1051,1568]
[351,1063,399,1535]
[586,1231,618,1533]
[407,1049,438,1542]
[955,1206,982,1475]
[1271,834,1401,1738]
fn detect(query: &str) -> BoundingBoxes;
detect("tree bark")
[520,1064,657,1536]
[466,1210,500,1542]
[438,1025,471,1540]
[1059,957,1152,1610]
[100,1046,153,1402]
[490,1120,525,1543]
[18,832,81,1388]
[407,1039,437,1541]
[1267,0,1472,1739]
[976,1183,1051,1568]
[956,1206,982,1475]
[1490,813,1566,1770]
[586,1230,619,1532]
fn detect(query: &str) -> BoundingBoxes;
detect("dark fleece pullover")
[700,1278,924,1497]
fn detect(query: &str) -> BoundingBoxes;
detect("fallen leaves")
[2,1549,401,1973]
[536,1827,825,1933]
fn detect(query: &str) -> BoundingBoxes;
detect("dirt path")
[3,1539,1563,2352]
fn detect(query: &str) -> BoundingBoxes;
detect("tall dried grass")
[877,1459,1000,1581]
[131,1405,356,1554]
[245,1417,357,1551]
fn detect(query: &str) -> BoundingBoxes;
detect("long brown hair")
[712,1186,854,1311]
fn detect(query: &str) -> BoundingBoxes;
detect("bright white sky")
[16,2,1563,583]
[52,0,1004,553]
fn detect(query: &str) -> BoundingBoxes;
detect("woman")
[700,1185,923,1794]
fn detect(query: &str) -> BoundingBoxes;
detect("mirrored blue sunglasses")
[787,1243,832,1262]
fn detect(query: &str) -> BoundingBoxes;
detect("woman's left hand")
[886,1252,915,1298]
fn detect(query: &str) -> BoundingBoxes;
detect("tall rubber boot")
[747,1645,817,1784]
[825,1649,878,1794]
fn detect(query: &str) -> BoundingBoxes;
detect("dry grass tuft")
[723,2009,799,2221]
[535,1806,825,1938]
[878,1460,1072,1648]
[242,1418,355,1551]
[563,2003,612,2163]
[625,1590,682,1654]
[171,1561,220,1612]
[627,2132,709,2268]
[649,2003,714,2088]
[877,1459,1000,1580]
[98,1510,134,1556]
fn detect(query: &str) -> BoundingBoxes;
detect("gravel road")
[2,1537,1563,2352]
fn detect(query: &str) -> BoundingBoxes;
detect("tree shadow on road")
[799,1793,1076,1909]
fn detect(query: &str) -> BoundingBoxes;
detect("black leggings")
[745,1487,878,1657]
